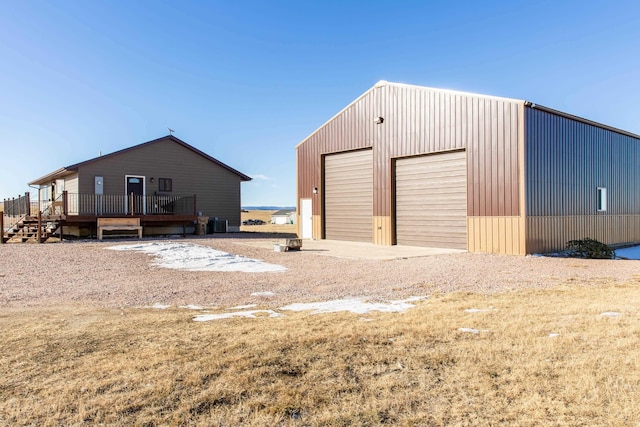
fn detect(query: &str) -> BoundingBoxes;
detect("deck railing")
[3,192,31,217]
[2,193,32,235]
[62,192,196,216]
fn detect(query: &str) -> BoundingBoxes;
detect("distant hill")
[242,206,295,211]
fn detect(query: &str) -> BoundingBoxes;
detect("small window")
[159,178,173,192]
[597,187,607,211]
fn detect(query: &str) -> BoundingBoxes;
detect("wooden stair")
[3,215,61,243]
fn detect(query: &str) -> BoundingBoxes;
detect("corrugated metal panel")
[526,215,640,254]
[468,216,523,255]
[296,82,524,244]
[324,150,373,242]
[395,151,467,249]
[296,82,522,220]
[526,107,640,216]
[525,107,640,251]
[296,89,377,224]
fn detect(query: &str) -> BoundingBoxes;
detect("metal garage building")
[296,81,640,255]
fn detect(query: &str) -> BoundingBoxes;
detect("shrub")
[566,238,615,259]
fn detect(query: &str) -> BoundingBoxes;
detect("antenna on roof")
[168,128,175,135]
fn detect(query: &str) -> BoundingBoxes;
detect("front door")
[125,176,145,214]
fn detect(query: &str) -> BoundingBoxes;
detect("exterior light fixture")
[150,177,155,183]
[313,186,318,194]
[374,116,384,124]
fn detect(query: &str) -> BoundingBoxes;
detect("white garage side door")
[300,199,312,239]
[395,151,467,249]
[324,149,373,242]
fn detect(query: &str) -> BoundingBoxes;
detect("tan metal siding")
[324,150,373,242]
[527,215,640,254]
[76,139,242,226]
[395,151,467,249]
[468,216,524,255]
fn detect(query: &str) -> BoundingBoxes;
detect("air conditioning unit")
[213,219,228,233]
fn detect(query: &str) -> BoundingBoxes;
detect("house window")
[597,187,607,211]
[159,178,172,192]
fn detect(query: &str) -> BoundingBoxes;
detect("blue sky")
[1,1,639,206]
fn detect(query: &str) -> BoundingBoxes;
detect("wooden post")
[193,194,197,216]
[25,192,31,216]
[1,214,4,244]
[130,193,135,215]
[62,191,68,215]
[37,211,42,243]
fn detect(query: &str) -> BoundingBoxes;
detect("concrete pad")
[300,239,465,260]
[239,238,465,260]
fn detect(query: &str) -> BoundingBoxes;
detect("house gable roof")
[28,135,252,185]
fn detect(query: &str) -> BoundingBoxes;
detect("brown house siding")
[525,107,640,253]
[296,82,525,253]
[76,139,243,226]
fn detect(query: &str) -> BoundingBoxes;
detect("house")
[295,80,640,255]
[20,135,251,238]
[271,209,295,225]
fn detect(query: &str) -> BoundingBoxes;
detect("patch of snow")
[615,245,640,260]
[179,304,211,310]
[251,291,276,297]
[549,333,560,338]
[107,242,286,272]
[601,312,621,317]
[458,328,489,334]
[464,308,495,313]
[148,303,171,309]
[228,304,257,310]
[193,310,283,321]
[279,296,426,315]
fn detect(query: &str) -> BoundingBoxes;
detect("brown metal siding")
[296,89,378,218]
[324,150,373,242]
[76,139,243,226]
[379,86,520,218]
[525,107,640,252]
[395,151,467,249]
[296,83,522,228]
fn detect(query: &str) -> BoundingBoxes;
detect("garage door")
[324,149,373,242]
[395,151,467,249]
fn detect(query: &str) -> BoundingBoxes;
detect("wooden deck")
[2,191,200,243]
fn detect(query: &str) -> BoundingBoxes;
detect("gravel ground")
[1,235,639,309]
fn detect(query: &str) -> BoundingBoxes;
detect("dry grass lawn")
[241,210,296,235]
[1,284,639,426]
